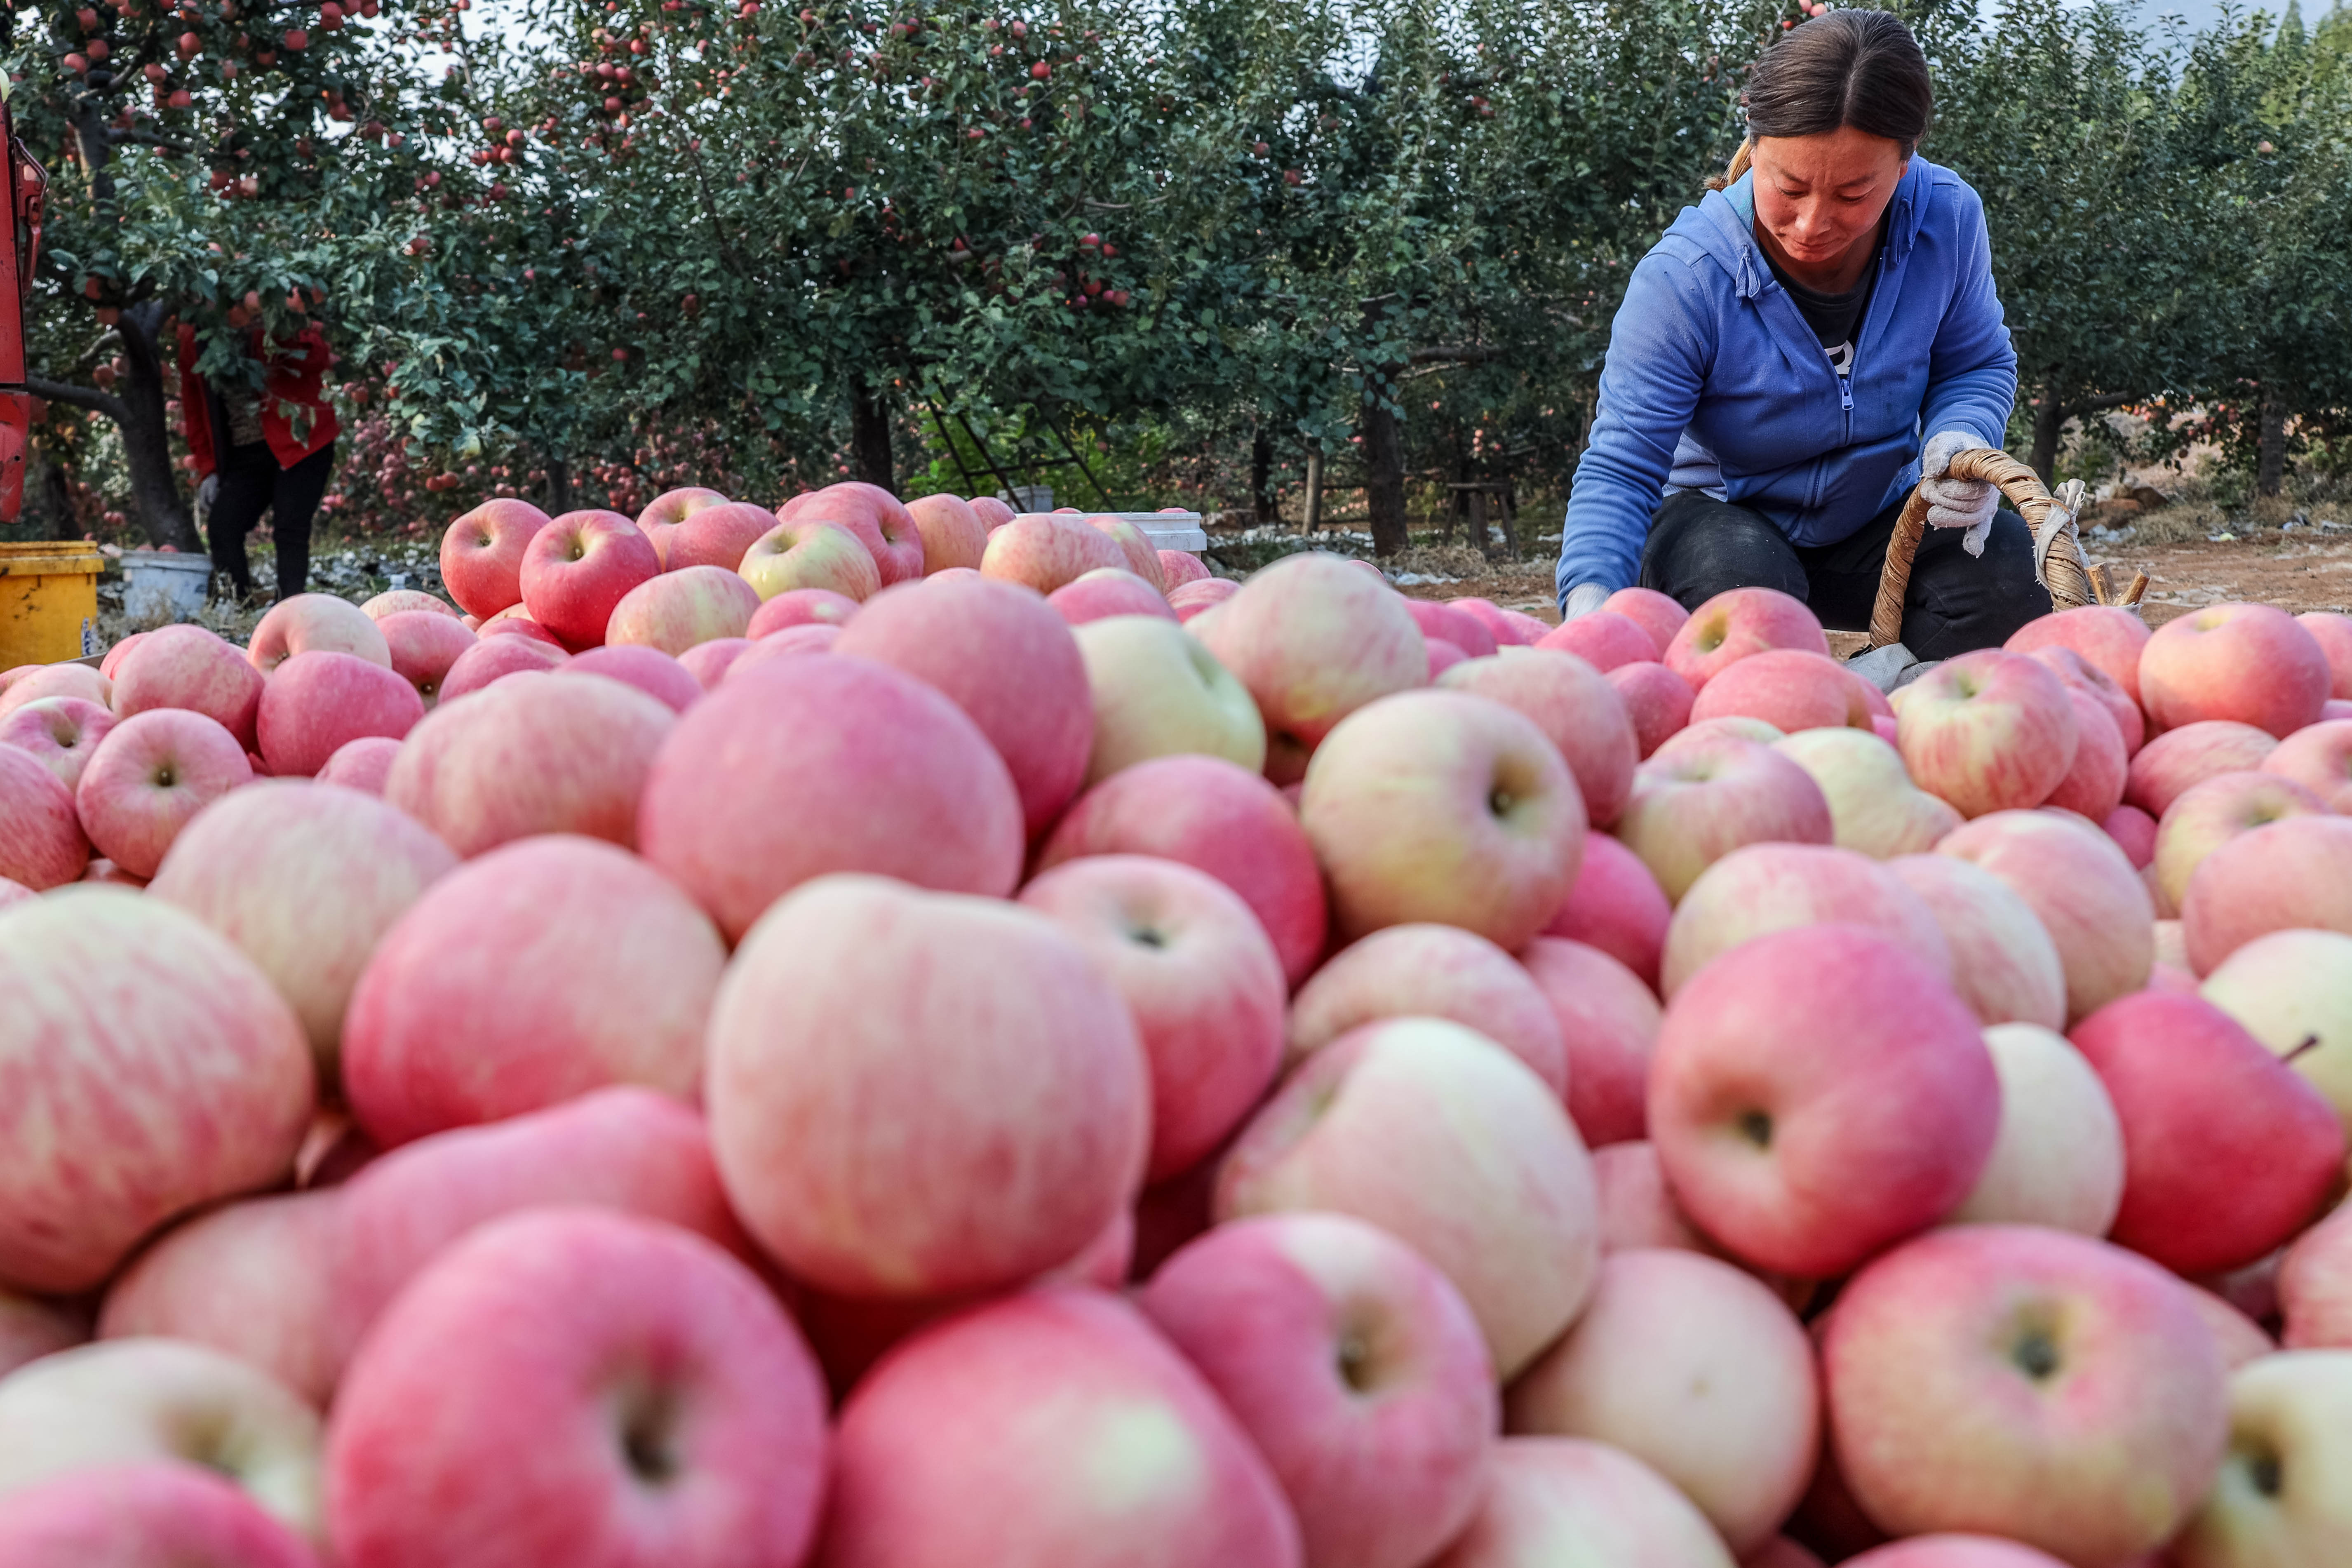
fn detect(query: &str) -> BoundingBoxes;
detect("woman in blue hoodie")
[1556,10,2044,661]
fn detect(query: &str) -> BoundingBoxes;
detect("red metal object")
[0,100,48,522]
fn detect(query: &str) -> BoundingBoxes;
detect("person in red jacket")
[176,319,340,602]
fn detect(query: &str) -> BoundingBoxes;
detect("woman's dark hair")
[1714,10,1933,187]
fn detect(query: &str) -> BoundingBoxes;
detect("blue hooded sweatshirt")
[1555,156,2018,608]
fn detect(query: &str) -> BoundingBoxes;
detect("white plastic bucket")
[120,549,213,623]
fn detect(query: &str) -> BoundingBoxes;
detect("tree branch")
[27,378,127,425]
[2062,391,2145,418]
[1410,345,1503,364]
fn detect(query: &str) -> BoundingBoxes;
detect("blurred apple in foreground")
[1430,1436,1737,1568]
[1286,922,1566,1093]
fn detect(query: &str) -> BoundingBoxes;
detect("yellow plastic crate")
[0,542,105,669]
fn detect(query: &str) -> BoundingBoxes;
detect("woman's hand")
[1920,430,1998,557]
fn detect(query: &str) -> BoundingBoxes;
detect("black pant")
[1638,490,2052,663]
[207,440,334,600]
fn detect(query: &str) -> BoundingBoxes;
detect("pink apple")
[1523,936,1661,1147]
[1430,1437,1738,1568]
[0,746,87,889]
[780,480,925,583]
[1439,649,1639,827]
[1936,809,2154,1023]
[1034,753,1329,986]
[1287,923,1566,1092]
[1749,1538,1833,1568]
[96,631,145,680]
[2072,990,2343,1275]
[0,889,313,1292]
[1019,854,1287,1182]
[343,836,725,1147]
[1660,715,1788,754]
[2103,802,2157,867]
[1605,586,1689,655]
[0,1460,322,1568]
[1158,548,1209,587]
[1823,1225,2227,1565]
[1536,610,1657,672]
[1948,1022,2126,1234]
[151,779,457,1091]
[1648,925,1997,1278]
[2042,687,2128,820]
[1449,598,1551,647]
[2180,1283,2278,1370]
[636,485,729,533]
[1301,689,1584,950]
[1612,735,1833,904]
[113,623,266,745]
[1170,576,1240,620]
[1140,1213,1494,1568]
[562,644,702,713]
[247,592,392,675]
[0,696,115,791]
[2182,815,2352,975]
[359,588,458,620]
[388,672,674,855]
[661,501,783,573]
[435,633,567,702]
[818,1287,1300,1567]
[2280,1198,2352,1349]
[1660,842,1951,999]
[0,661,108,719]
[2024,643,2144,755]
[2141,601,2331,739]
[2005,604,2152,704]
[1773,728,1963,859]
[1885,854,2068,1030]
[2297,610,2352,697]
[677,637,754,690]
[602,564,760,655]
[1593,1140,1711,1253]
[977,512,1129,595]
[1692,648,1873,734]
[1218,1018,1600,1377]
[1896,650,2078,818]
[1541,828,1671,987]
[2262,717,2352,811]
[2153,769,2327,914]
[477,605,564,646]
[519,510,662,649]
[1048,566,1178,626]
[904,493,989,574]
[1426,639,1467,679]
[1080,514,1169,592]
[738,516,883,601]
[325,1209,829,1568]
[1402,597,1499,657]
[257,651,424,779]
[746,585,861,637]
[438,497,550,618]
[374,609,475,707]
[970,494,1015,529]
[1507,1247,1817,1553]
[707,875,1149,1297]
[831,576,1094,833]
[75,708,253,877]
[1665,588,1830,691]
[732,624,841,676]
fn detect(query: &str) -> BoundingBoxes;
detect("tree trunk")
[1250,424,1276,525]
[113,304,201,552]
[849,371,893,492]
[2257,395,2288,497]
[545,454,575,515]
[1361,388,1409,558]
[1303,447,1323,533]
[2028,382,2067,486]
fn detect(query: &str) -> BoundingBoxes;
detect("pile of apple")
[0,478,2350,1568]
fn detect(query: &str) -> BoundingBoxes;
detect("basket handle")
[1866,448,2144,649]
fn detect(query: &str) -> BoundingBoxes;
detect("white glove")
[1561,582,1610,621]
[196,473,219,512]
[1920,430,1998,558]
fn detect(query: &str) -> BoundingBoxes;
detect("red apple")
[2280,1197,2352,1349]
[1605,586,1689,655]
[1019,854,1287,1182]
[0,889,313,1292]
[904,493,989,574]
[746,585,861,637]
[359,589,458,621]
[1936,809,2154,1023]
[0,662,108,719]
[1430,1437,1738,1568]
[247,592,392,675]
[1665,587,1830,691]
[661,501,782,574]
[1537,609,1657,671]
[1402,597,1499,658]
[2141,601,2330,739]
[75,708,253,877]
[738,516,883,601]
[519,510,662,649]
[1507,1247,1817,1554]
[1301,689,1584,950]
[676,637,754,690]
[562,644,702,713]
[1823,1225,2227,1566]
[1523,935,1661,1147]
[1288,923,1566,1092]
[1592,1140,1711,1253]
[2153,769,2328,914]
[0,1461,322,1568]
[112,623,265,746]
[325,1209,828,1568]
[2005,604,2152,703]
[2072,990,2343,1274]
[1140,1213,1495,1568]
[1605,658,1698,759]
[970,494,1016,529]
[2182,814,2352,975]
[1218,1018,1600,1378]
[477,605,563,646]
[0,746,88,889]
[257,651,423,779]
[1048,566,1177,626]
[2042,687,2128,821]
[438,497,550,619]
[2124,719,2279,816]
[780,480,925,583]
[150,780,458,1092]
[0,696,115,792]
[1034,753,1328,987]
[635,485,729,532]
[1449,597,1549,648]
[1612,735,1833,904]
[1885,854,2068,1030]
[2297,609,2352,697]
[602,564,760,654]
[1439,649,1639,827]
[977,512,1128,595]
[1170,576,1240,620]
[2103,802,2157,867]
[435,633,567,702]
[96,631,145,680]
[1079,514,1168,592]
[1540,828,1671,988]
[1660,842,1951,999]
[343,836,725,1147]
[1896,650,2078,818]
[2262,717,2352,811]
[1648,925,1997,1278]
[2024,643,2144,755]
[374,609,475,707]
[1692,648,1873,734]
